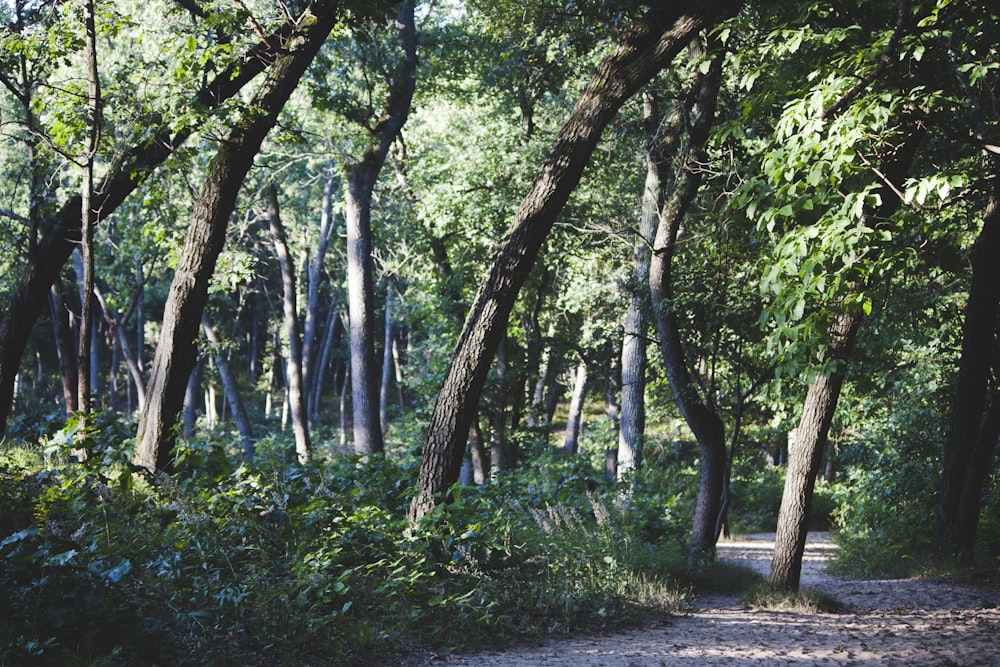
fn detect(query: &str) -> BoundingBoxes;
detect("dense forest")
[0,0,998,663]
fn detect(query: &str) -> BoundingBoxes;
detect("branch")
[821,0,909,121]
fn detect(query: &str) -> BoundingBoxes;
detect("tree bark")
[268,184,311,462]
[936,157,1000,562]
[769,310,861,589]
[76,0,100,426]
[304,172,337,419]
[562,358,592,455]
[648,45,726,562]
[619,88,676,480]
[344,0,416,456]
[202,319,255,462]
[380,281,395,438]
[409,2,743,524]
[0,16,302,437]
[48,279,79,414]
[770,125,923,591]
[134,4,339,472]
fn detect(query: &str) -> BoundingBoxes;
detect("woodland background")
[0,0,998,664]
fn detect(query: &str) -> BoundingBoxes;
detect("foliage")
[0,417,694,665]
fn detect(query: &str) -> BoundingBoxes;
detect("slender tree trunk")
[182,358,200,441]
[469,417,488,485]
[0,11,291,438]
[311,302,340,416]
[93,285,146,412]
[203,319,255,462]
[304,172,336,419]
[769,311,861,589]
[647,46,726,562]
[409,2,743,523]
[380,282,395,438]
[619,88,671,481]
[135,5,338,471]
[77,0,100,427]
[936,157,1000,562]
[268,184,311,462]
[344,0,416,456]
[562,358,591,455]
[49,281,78,414]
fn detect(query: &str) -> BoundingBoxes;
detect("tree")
[647,41,726,561]
[268,183,311,462]
[341,0,417,456]
[0,6,311,437]
[935,156,1000,563]
[134,2,343,472]
[409,1,744,523]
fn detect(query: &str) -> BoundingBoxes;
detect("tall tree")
[342,0,417,456]
[134,2,342,472]
[0,12,310,437]
[409,1,744,524]
[268,183,311,462]
[935,156,1000,563]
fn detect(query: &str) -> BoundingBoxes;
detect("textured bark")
[134,4,339,472]
[76,0,100,424]
[769,311,861,589]
[648,47,725,562]
[344,0,416,456]
[619,88,676,480]
[0,17,302,437]
[48,280,78,414]
[268,184,311,462]
[562,358,591,455]
[409,2,744,523]
[936,159,1000,562]
[202,320,255,462]
[770,126,923,590]
[304,173,337,418]
[379,283,395,438]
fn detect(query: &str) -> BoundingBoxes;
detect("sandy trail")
[427,533,1000,666]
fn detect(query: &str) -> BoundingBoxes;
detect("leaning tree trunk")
[409,1,744,524]
[648,45,726,562]
[135,4,339,472]
[936,156,1000,563]
[202,320,255,462]
[770,126,922,591]
[769,311,860,589]
[268,184,311,462]
[0,18,298,438]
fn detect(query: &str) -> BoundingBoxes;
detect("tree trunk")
[562,358,591,455]
[936,157,1000,562]
[310,302,340,416]
[304,172,337,419]
[268,184,311,462]
[469,417,488,485]
[182,358,201,441]
[93,284,146,413]
[202,320,255,462]
[134,5,338,472]
[409,2,743,523]
[344,0,416,457]
[647,46,726,562]
[770,126,923,590]
[49,280,78,414]
[619,88,671,481]
[380,282,395,438]
[76,0,100,427]
[0,17,296,438]
[769,310,861,589]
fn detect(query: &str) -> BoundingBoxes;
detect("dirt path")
[427,533,1000,666]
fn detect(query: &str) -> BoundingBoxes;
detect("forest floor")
[420,533,1000,666]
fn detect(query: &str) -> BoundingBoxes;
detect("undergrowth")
[0,416,692,665]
